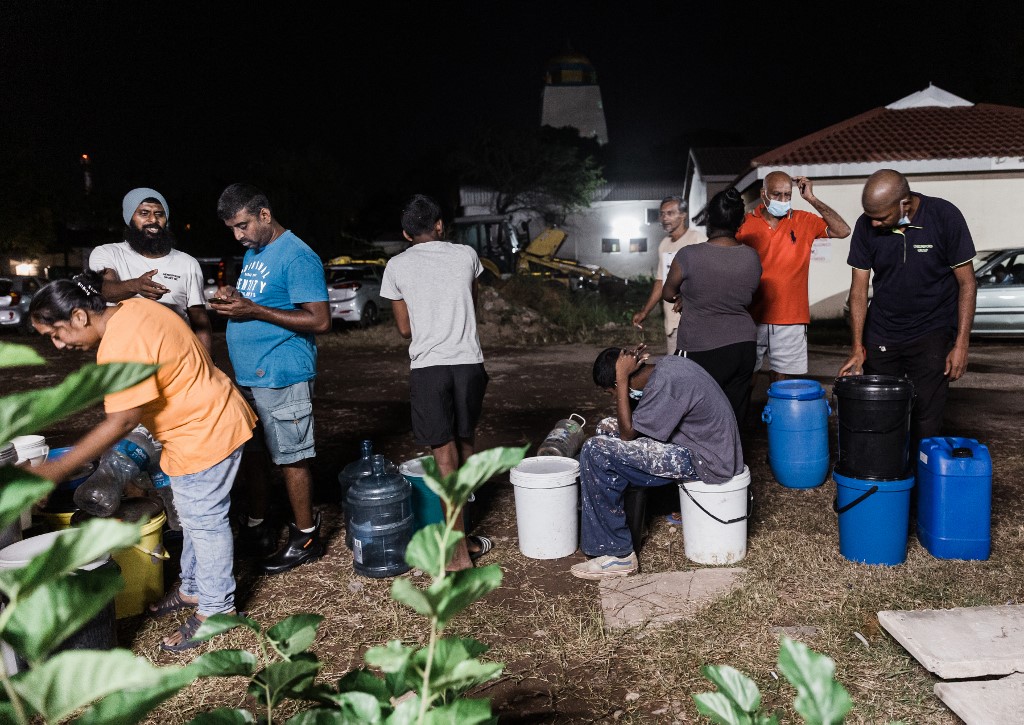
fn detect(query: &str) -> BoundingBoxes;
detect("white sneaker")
[570,552,638,580]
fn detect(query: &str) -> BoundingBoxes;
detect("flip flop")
[664,512,682,526]
[468,535,493,562]
[159,614,205,652]
[146,588,197,618]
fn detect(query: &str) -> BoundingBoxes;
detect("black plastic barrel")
[832,375,915,479]
[346,455,413,578]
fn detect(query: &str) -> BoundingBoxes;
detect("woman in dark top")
[662,188,762,419]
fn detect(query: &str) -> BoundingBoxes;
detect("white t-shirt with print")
[89,242,205,320]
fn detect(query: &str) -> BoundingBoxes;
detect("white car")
[0,276,45,334]
[325,260,390,327]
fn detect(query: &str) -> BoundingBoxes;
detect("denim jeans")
[171,446,243,615]
[579,432,698,558]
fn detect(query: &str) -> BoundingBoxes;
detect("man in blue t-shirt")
[213,183,331,575]
[839,169,977,456]
[571,345,745,580]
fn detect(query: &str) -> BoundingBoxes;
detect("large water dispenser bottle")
[347,454,413,578]
[537,413,587,458]
[340,441,398,550]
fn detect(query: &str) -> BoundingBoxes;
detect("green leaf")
[187,648,259,677]
[693,691,751,725]
[0,342,45,369]
[423,697,495,724]
[249,658,323,708]
[189,708,256,724]
[384,695,421,725]
[390,578,436,618]
[430,658,503,695]
[335,668,393,702]
[403,524,459,578]
[391,566,502,628]
[701,665,762,713]
[0,518,141,601]
[191,612,258,642]
[777,637,853,725]
[364,640,416,674]
[420,446,527,509]
[267,613,324,658]
[0,361,158,442]
[76,664,205,725]
[0,467,54,532]
[10,649,174,722]
[2,564,123,663]
[288,692,384,724]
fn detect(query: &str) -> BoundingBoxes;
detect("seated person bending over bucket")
[571,344,744,580]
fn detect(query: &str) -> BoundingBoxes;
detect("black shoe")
[237,519,280,558]
[259,513,325,575]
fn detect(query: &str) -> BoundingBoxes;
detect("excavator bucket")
[524,228,568,259]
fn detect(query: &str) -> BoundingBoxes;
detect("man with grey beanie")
[89,187,213,354]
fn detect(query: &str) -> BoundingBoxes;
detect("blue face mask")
[895,199,911,227]
[628,388,644,402]
[765,198,791,217]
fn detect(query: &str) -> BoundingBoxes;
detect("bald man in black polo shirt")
[838,169,977,457]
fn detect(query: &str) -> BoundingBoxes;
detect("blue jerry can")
[916,437,992,560]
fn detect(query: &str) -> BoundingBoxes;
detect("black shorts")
[409,363,488,447]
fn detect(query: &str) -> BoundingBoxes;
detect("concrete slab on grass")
[598,568,745,630]
[935,673,1024,725]
[878,605,1024,679]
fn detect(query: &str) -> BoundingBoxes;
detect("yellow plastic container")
[112,511,167,618]
[38,510,76,532]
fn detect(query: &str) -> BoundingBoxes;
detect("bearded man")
[89,187,212,354]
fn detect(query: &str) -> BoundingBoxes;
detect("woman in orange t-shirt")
[29,271,256,652]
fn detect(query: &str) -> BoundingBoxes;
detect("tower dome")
[540,44,608,144]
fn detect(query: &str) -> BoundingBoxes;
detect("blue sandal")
[160,614,205,652]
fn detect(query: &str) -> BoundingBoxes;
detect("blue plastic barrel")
[916,437,992,560]
[762,379,831,489]
[833,471,914,565]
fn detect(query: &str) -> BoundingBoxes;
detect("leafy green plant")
[693,637,853,725]
[183,445,527,724]
[0,342,255,724]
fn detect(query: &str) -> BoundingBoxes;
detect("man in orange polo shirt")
[737,172,851,383]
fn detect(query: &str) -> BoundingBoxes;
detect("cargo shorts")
[241,380,316,465]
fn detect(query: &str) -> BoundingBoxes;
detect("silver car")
[972,247,1024,336]
[0,276,45,334]
[325,261,390,327]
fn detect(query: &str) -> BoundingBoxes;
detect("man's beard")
[125,224,176,256]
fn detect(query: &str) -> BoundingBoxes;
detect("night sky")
[3,1,1024,247]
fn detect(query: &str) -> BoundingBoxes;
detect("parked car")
[0,276,46,334]
[195,256,244,311]
[842,247,1024,337]
[325,259,390,327]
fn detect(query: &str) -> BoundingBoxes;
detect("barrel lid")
[0,442,16,465]
[766,379,825,401]
[399,456,433,477]
[833,374,914,401]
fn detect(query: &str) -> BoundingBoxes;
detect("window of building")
[646,208,661,225]
[629,238,648,253]
[601,238,620,253]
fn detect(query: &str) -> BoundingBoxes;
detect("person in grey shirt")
[380,194,490,571]
[663,188,761,419]
[570,345,744,580]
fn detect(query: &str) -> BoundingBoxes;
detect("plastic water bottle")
[537,413,587,458]
[146,436,180,531]
[74,427,157,517]
[341,440,398,550]
[347,455,413,578]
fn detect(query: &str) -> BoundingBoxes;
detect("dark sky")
[3,1,1024,242]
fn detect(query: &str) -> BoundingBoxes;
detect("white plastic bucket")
[678,465,751,565]
[510,456,580,559]
[0,530,116,673]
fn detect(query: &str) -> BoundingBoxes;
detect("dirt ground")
[4,324,1024,723]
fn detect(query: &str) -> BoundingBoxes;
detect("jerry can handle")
[761,405,772,424]
[569,413,586,427]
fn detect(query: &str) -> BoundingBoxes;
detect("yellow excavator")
[451,214,621,291]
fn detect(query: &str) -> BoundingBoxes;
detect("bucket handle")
[832,485,878,515]
[132,543,169,564]
[569,413,586,427]
[679,485,753,525]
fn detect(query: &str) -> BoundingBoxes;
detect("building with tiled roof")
[724,85,1024,317]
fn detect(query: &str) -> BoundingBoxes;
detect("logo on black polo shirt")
[913,244,933,253]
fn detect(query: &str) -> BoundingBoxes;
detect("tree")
[451,126,604,225]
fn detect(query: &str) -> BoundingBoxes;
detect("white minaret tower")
[540,46,608,145]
